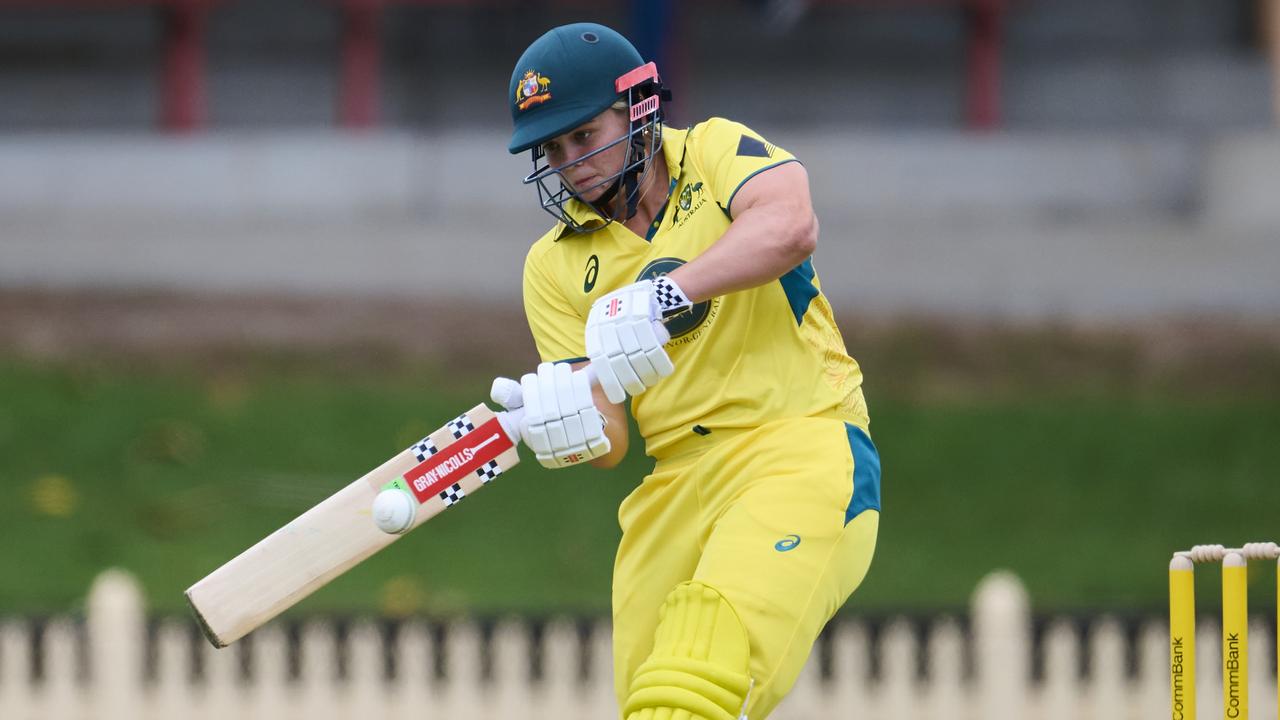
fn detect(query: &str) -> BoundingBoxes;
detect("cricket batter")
[497,23,881,720]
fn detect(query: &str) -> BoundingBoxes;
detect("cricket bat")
[185,380,527,648]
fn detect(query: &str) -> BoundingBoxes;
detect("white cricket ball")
[372,488,416,534]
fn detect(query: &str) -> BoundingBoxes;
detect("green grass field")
[1,340,1277,618]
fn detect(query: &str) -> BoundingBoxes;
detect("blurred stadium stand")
[0,0,219,131]
[0,0,1270,130]
[1,0,1277,321]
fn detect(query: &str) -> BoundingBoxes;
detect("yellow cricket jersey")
[522,117,868,460]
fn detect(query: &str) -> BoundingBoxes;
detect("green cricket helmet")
[507,23,670,233]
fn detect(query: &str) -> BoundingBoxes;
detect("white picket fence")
[0,569,1274,720]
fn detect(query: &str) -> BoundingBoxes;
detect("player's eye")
[541,141,560,155]
[575,130,592,142]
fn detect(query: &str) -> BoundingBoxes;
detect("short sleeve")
[522,248,587,363]
[695,118,799,217]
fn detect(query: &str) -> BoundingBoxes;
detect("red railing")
[332,0,1009,130]
[964,0,1008,129]
[0,0,1009,131]
[0,0,218,131]
[806,0,1008,129]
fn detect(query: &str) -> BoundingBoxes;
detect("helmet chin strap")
[589,133,649,223]
[590,175,622,214]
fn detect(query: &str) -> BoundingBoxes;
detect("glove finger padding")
[570,369,610,456]
[583,412,608,455]
[614,320,661,386]
[586,280,675,404]
[570,366,595,414]
[605,342,647,397]
[538,363,569,450]
[537,363,562,420]
[519,362,610,469]
[630,316,674,379]
[595,364,629,405]
[585,319,628,405]
[519,371,553,457]
[634,321,673,379]
[553,363,580,440]
[591,320,644,403]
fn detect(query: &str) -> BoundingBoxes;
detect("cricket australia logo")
[671,182,705,227]
[637,258,712,340]
[516,70,552,111]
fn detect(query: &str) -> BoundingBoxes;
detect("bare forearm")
[668,203,816,303]
[575,362,629,468]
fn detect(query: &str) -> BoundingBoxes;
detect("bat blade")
[185,403,519,647]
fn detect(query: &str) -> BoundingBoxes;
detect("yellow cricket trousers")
[612,415,881,719]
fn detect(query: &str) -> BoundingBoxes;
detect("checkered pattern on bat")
[447,414,475,440]
[438,483,466,507]
[475,459,503,484]
[410,435,438,463]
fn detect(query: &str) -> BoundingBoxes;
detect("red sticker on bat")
[402,417,514,504]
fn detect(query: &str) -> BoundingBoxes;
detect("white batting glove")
[505,362,610,469]
[585,277,689,404]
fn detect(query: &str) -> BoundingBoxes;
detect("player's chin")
[572,182,608,203]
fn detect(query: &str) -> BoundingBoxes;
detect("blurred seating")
[0,0,220,131]
[1263,0,1280,123]
[330,0,1010,130]
[808,0,1009,128]
[0,0,1008,131]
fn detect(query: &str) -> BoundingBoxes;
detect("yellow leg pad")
[623,582,752,720]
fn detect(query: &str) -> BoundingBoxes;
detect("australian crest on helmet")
[516,70,552,111]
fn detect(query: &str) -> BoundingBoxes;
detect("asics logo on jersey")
[775,535,801,552]
[583,254,600,292]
